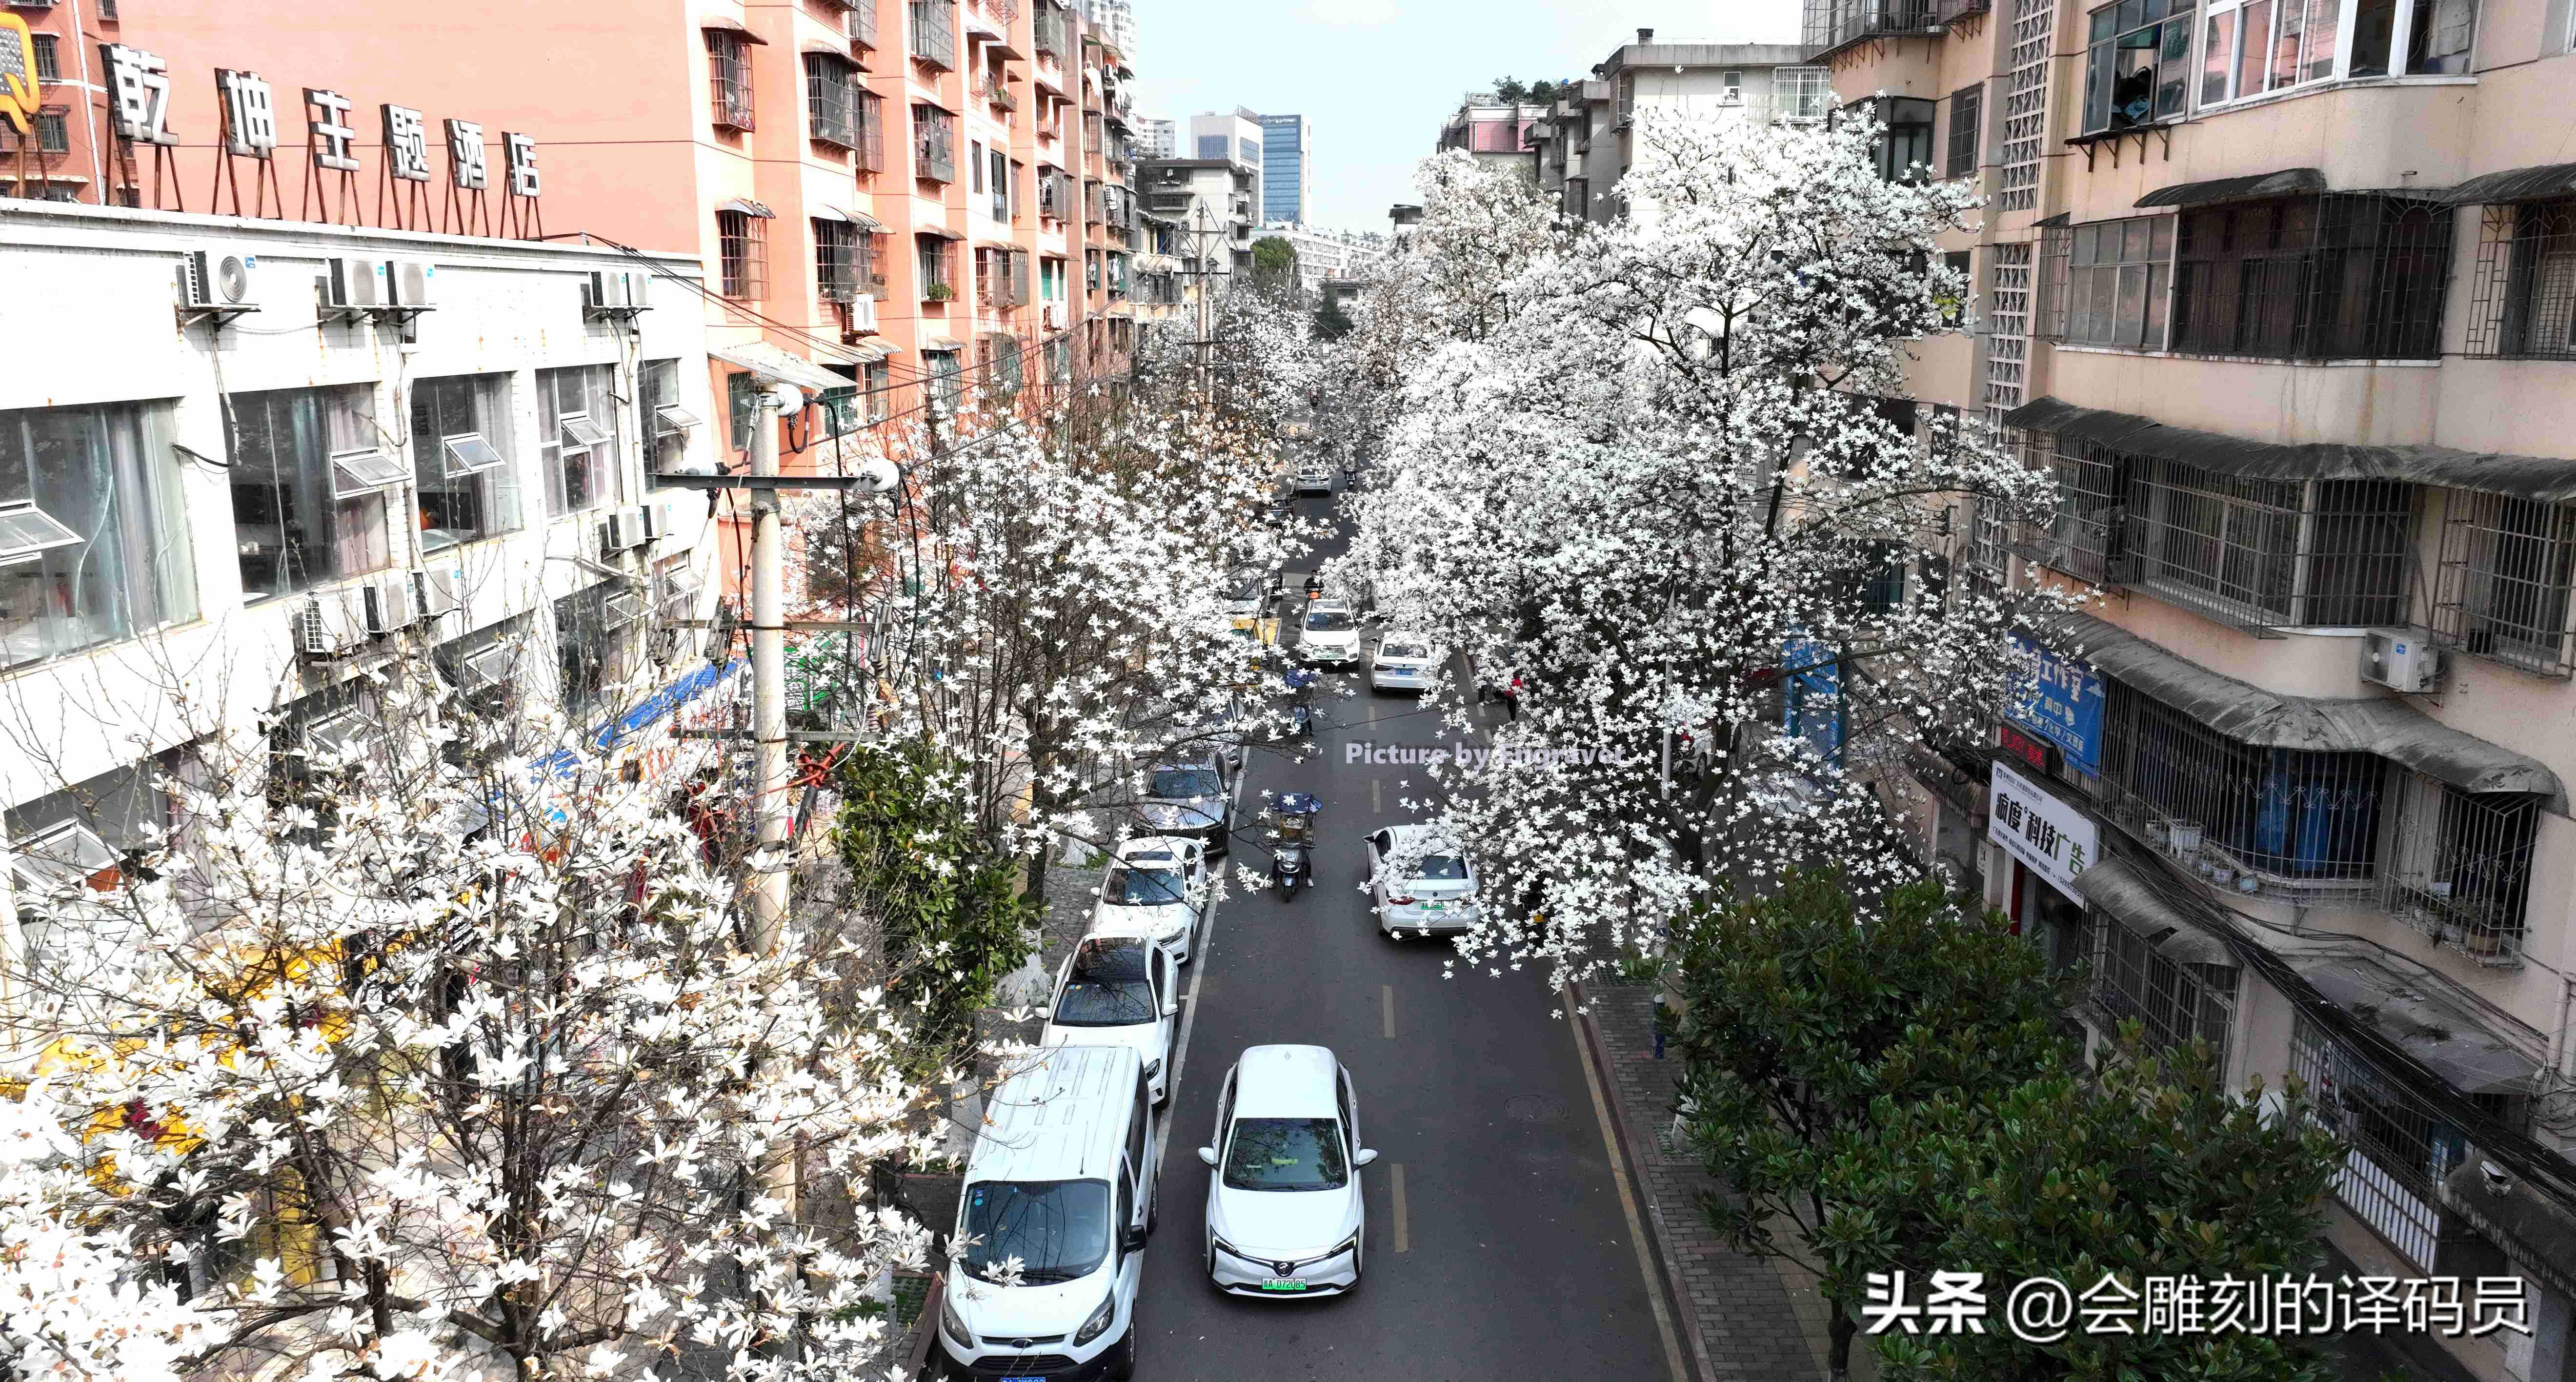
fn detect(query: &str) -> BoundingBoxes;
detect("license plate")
[1423,902,1446,912]
[1004,1376,1045,1382]
[1261,1277,1308,1292]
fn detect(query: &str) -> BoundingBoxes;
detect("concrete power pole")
[1187,203,1221,389]
[748,382,799,955]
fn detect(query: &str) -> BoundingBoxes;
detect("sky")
[1125,0,1803,234]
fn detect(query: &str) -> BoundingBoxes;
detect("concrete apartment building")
[1133,114,1177,159]
[1255,221,1389,295]
[0,0,120,204]
[1522,31,1829,223]
[1258,112,1312,226]
[1432,96,1551,183]
[0,200,727,979]
[1138,152,1258,281]
[14,0,1144,580]
[1785,0,2576,1374]
[1190,108,1268,223]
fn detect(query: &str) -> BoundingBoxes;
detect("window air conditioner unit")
[297,588,365,657]
[584,269,630,316]
[321,256,384,318]
[178,249,258,312]
[387,260,435,311]
[413,565,464,619]
[2361,628,2442,693]
[600,509,647,552]
[362,572,420,635]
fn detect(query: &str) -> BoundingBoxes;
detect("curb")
[1570,978,1715,1382]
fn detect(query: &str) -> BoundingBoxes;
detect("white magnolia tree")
[1337,111,2073,987]
[1,657,946,1381]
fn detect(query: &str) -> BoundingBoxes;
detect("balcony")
[909,0,958,70]
[1801,0,1941,60]
[975,72,1017,112]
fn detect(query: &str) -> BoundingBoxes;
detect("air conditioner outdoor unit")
[362,573,419,635]
[584,269,630,316]
[178,249,257,311]
[845,294,879,333]
[387,260,435,311]
[624,270,651,308]
[413,566,463,619]
[2361,628,2442,693]
[1042,302,1067,329]
[599,510,647,552]
[297,589,365,657]
[635,502,666,542]
[321,257,384,317]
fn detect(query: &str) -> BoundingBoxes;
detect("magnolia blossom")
[1336,111,2075,989]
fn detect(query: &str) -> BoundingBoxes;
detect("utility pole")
[749,382,798,955]
[1184,202,1222,391]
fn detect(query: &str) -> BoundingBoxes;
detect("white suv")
[1039,935,1179,1104]
[1296,600,1361,666]
[1089,836,1208,966]
[1197,1044,1377,1299]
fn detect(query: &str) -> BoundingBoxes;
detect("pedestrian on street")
[1502,673,1521,721]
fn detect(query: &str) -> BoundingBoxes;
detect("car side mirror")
[1197,1146,1218,1166]
[1031,1005,1051,1020]
[1162,999,1180,1017]
[1123,1225,1148,1253]
[1354,1148,1379,1167]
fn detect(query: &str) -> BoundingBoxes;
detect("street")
[1132,495,1674,1382]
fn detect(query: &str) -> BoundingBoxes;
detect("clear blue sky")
[1126,0,1802,234]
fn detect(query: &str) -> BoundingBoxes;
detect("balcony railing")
[975,72,1017,111]
[910,0,958,70]
[1802,0,1941,57]
[1033,7,1067,57]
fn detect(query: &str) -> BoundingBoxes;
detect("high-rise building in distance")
[1257,113,1311,225]
[1135,116,1179,160]
[1189,110,1267,222]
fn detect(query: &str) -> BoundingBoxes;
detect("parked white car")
[1198,1044,1376,1299]
[1090,836,1209,965]
[1368,633,1441,694]
[1296,601,1361,666]
[1363,824,1480,938]
[1292,464,1334,494]
[1039,935,1180,1105]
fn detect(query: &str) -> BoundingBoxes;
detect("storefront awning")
[2133,167,2325,209]
[2030,611,2566,807]
[2000,397,2576,506]
[709,340,854,393]
[2439,162,2576,206]
[2068,857,2235,966]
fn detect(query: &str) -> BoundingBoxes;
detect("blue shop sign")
[2007,634,2102,775]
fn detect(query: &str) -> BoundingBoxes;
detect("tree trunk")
[1827,1306,1856,1382]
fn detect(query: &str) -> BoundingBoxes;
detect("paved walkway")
[1583,978,1865,1382]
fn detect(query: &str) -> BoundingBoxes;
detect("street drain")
[1504,1094,1565,1123]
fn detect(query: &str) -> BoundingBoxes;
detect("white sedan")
[1198,1045,1376,1298]
[1089,835,1209,965]
[1368,633,1442,694]
[1363,825,1481,938]
[1291,465,1334,495]
[1037,933,1180,1104]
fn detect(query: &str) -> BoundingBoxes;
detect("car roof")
[1382,823,1463,852]
[966,1045,1143,1184]
[1117,835,1192,862]
[1378,630,1432,645]
[1230,1044,1341,1119]
[1308,600,1352,613]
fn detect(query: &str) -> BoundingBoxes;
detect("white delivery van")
[937,1044,1158,1382]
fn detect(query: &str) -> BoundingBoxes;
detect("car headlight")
[1143,1058,1164,1082]
[939,1294,972,1348]
[1071,1290,1118,1346]
[1331,1229,1362,1259]
[1209,1234,1251,1264]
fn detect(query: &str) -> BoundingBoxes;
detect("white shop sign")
[1986,760,2097,895]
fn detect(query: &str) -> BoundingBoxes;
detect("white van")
[938,1045,1158,1382]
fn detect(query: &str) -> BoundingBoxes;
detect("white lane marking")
[1382,984,1395,1039]
[1390,1164,1409,1253]
[1569,990,1690,1382]
[1371,777,1381,814]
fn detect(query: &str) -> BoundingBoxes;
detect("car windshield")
[1413,853,1469,881]
[1051,944,1157,1026]
[1380,642,1428,660]
[960,1179,1113,1285]
[1105,863,1186,906]
[1222,1117,1349,1192]
[1306,610,1355,632]
[1149,767,1221,799]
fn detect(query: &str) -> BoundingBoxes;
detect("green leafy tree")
[1672,869,2073,1381]
[1492,76,1529,103]
[1858,1034,2344,1382]
[834,739,1041,1068]
[1312,294,1356,341]
[1252,234,1298,289]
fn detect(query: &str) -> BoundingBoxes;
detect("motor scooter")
[1266,792,1321,900]
[1284,668,1320,739]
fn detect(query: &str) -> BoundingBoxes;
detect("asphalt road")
[1131,490,1672,1382]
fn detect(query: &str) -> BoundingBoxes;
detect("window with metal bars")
[1943,85,1981,180]
[2170,194,2453,361]
[717,209,767,299]
[805,53,859,148]
[2039,215,2173,347]
[727,372,758,451]
[2088,911,2237,1068]
[815,218,860,301]
[1939,250,1973,325]
[1847,96,1935,183]
[2382,773,2539,961]
[1965,492,2012,596]
[863,361,892,420]
[31,33,57,81]
[2098,678,2388,882]
[2463,200,2576,359]
[852,91,885,172]
[3,105,70,156]
[917,235,955,298]
[845,0,878,48]
[2285,1017,2503,1272]
[913,104,956,183]
[708,33,755,131]
[910,0,958,69]
[2431,490,2576,676]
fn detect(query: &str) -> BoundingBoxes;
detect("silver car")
[1363,825,1480,938]
[1292,466,1334,495]
[1136,760,1232,856]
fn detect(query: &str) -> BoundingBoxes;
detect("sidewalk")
[1580,977,1869,1382]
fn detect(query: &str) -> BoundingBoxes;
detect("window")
[409,373,518,551]
[1007,158,1025,221]
[908,0,958,70]
[717,208,768,299]
[815,217,860,301]
[0,404,194,671]
[554,584,638,722]
[1852,96,1935,182]
[639,360,702,485]
[30,34,57,82]
[708,32,755,130]
[2465,200,2576,359]
[1239,137,1260,165]
[1940,250,1974,325]
[8,758,172,980]
[969,140,985,193]
[727,372,759,451]
[991,147,1009,220]
[2091,910,2238,1063]
[917,234,956,298]
[2170,195,2453,360]
[1775,66,1832,122]
[1944,84,1982,179]
[2383,775,2539,957]
[539,366,621,517]
[854,90,886,172]
[924,350,964,413]
[2200,0,2474,105]
[7,106,72,156]
[913,104,956,182]
[805,53,859,147]
[2082,0,2191,134]
[2045,215,2173,347]
[230,386,390,600]
[2432,491,2576,674]
[1722,70,1744,102]
[863,361,892,421]
[1087,250,1101,294]
[2098,678,2388,881]
[818,377,861,439]
[1196,134,1225,159]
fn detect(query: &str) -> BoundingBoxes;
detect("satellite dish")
[216,255,253,304]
